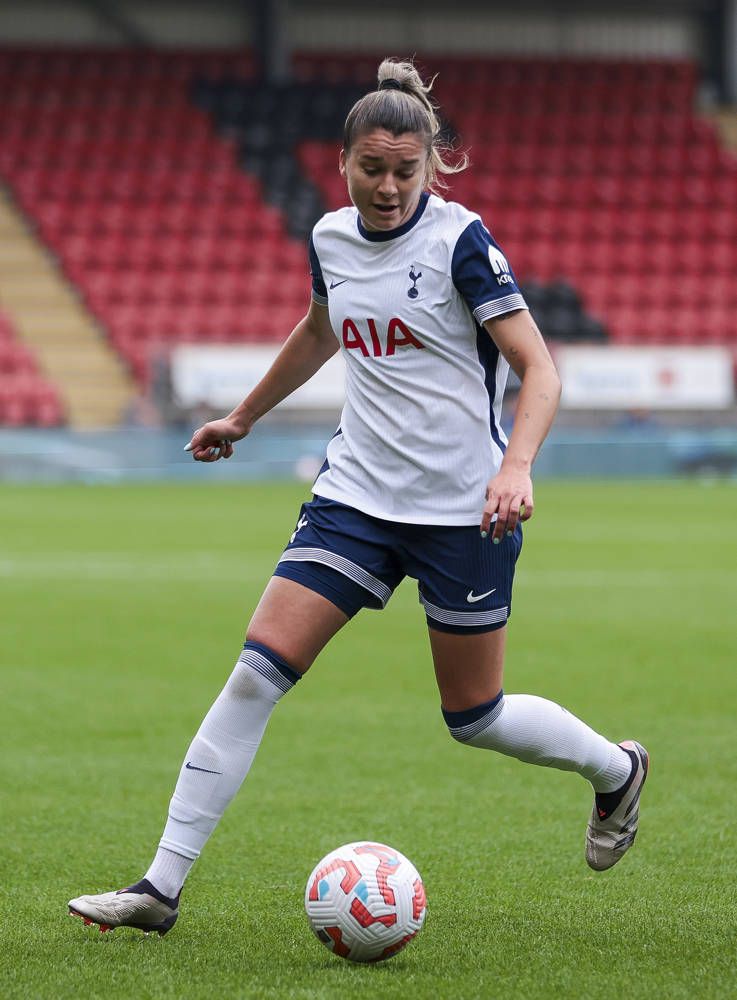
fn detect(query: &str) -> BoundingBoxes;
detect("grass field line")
[0,553,734,588]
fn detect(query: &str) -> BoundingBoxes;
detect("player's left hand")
[481,465,534,542]
[184,417,245,462]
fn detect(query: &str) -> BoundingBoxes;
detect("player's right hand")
[184,417,247,462]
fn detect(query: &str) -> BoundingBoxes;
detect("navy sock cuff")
[243,640,302,686]
[442,690,504,729]
[594,747,638,816]
[442,691,505,742]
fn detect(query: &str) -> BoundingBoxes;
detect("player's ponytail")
[343,58,467,191]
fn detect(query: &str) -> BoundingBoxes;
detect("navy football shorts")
[272,495,523,635]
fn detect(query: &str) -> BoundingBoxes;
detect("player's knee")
[442,691,505,745]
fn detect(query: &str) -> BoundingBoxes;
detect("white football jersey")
[309,192,528,525]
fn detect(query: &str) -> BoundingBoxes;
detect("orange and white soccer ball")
[304,841,427,963]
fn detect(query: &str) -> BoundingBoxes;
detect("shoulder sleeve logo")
[488,246,513,285]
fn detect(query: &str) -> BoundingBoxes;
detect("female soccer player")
[69,59,647,936]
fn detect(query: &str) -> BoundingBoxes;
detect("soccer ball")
[304,841,427,963]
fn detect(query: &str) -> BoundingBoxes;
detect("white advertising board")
[556,346,734,410]
[171,346,346,411]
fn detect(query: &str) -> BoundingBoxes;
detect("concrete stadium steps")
[712,109,737,155]
[0,187,135,428]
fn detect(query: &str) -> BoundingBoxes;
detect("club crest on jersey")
[342,317,425,357]
[407,265,423,299]
[488,246,514,286]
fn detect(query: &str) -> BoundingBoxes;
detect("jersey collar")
[357,192,430,242]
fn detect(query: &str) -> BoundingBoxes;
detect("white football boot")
[68,878,179,935]
[586,740,649,871]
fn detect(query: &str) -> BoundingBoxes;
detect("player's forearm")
[501,363,561,472]
[229,316,338,431]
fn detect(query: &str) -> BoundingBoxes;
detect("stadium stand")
[0,179,132,428]
[0,307,64,426]
[1,46,735,428]
[0,47,308,403]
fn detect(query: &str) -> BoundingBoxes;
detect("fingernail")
[184,441,193,452]
[506,529,513,537]
[480,530,488,538]
[492,537,500,545]
[209,447,216,456]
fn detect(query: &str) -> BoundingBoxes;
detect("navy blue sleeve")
[309,232,328,304]
[451,220,527,323]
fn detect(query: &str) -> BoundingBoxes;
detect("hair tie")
[378,79,403,92]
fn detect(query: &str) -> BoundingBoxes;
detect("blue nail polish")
[492,537,500,545]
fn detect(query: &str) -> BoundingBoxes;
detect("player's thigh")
[246,576,349,673]
[429,625,506,712]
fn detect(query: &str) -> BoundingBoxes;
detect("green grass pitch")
[1,479,736,999]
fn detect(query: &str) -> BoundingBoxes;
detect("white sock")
[144,643,301,897]
[443,692,631,791]
[143,848,191,900]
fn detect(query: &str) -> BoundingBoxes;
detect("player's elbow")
[519,359,561,401]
